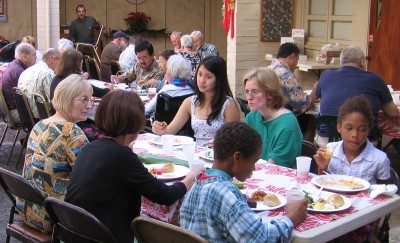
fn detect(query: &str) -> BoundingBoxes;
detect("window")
[305,0,353,46]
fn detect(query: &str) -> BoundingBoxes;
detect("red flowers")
[124,12,151,33]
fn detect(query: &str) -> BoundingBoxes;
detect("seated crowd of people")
[0,19,398,242]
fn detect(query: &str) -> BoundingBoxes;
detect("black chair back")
[236,97,250,116]
[84,55,102,80]
[0,40,21,62]
[109,60,123,75]
[155,92,194,138]
[301,141,319,174]
[44,197,118,243]
[76,43,101,66]
[33,93,51,120]
[316,115,341,142]
[12,87,35,132]
[132,215,208,243]
[0,167,51,243]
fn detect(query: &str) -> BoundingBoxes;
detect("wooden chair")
[44,197,118,243]
[12,87,36,168]
[377,167,400,243]
[301,140,319,174]
[155,92,194,138]
[109,60,124,75]
[131,215,208,243]
[0,167,52,243]
[33,93,51,120]
[0,90,23,165]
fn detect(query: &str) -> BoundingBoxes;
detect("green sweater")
[246,111,303,168]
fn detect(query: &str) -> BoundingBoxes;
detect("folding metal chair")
[12,87,36,168]
[83,55,102,80]
[44,197,118,243]
[132,215,207,243]
[0,90,23,165]
[109,60,124,75]
[33,93,51,120]
[0,167,52,243]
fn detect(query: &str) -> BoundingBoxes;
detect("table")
[265,56,340,79]
[0,62,9,85]
[87,79,150,120]
[133,133,400,243]
[378,107,400,139]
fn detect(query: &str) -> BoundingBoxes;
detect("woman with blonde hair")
[22,35,43,62]
[18,74,92,233]
[243,67,303,168]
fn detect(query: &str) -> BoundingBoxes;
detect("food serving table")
[133,133,400,243]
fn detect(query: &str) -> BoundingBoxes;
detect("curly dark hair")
[214,122,262,161]
[338,95,374,130]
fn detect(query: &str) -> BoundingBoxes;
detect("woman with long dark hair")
[152,55,240,147]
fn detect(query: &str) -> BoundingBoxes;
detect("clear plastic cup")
[162,135,174,153]
[296,156,312,179]
[189,159,205,171]
[286,190,305,204]
[182,141,196,161]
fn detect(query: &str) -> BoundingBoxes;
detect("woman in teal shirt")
[243,67,303,168]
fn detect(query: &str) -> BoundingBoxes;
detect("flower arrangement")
[123,11,151,34]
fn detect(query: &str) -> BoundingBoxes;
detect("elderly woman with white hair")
[57,38,74,53]
[179,34,202,78]
[145,54,194,116]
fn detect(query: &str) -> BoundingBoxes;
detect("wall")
[0,0,36,42]
[59,0,227,58]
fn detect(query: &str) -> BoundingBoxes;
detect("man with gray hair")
[18,48,60,119]
[191,30,219,58]
[1,43,36,123]
[170,31,182,53]
[315,45,399,146]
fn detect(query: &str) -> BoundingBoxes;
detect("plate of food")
[151,135,193,146]
[144,163,189,180]
[199,149,213,161]
[305,191,351,213]
[312,174,370,192]
[245,189,286,211]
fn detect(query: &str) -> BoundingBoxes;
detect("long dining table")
[133,133,400,243]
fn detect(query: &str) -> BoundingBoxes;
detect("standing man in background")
[69,4,99,44]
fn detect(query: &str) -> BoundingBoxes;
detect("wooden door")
[368,0,400,89]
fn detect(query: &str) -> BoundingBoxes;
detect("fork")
[323,170,335,181]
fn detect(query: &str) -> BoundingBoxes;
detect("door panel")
[368,0,400,89]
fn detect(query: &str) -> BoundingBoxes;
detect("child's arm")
[313,146,331,174]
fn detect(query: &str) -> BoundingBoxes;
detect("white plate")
[307,191,352,213]
[144,164,189,181]
[312,174,370,192]
[199,149,213,161]
[151,136,193,146]
[246,189,287,211]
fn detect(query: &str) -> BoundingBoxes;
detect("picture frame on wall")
[260,0,293,42]
[0,0,6,23]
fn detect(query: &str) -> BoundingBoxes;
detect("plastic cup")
[189,159,205,171]
[162,135,174,153]
[286,190,305,204]
[296,156,312,179]
[182,141,196,161]
[148,87,157,94]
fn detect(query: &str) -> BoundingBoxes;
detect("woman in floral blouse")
[17,74,91,233]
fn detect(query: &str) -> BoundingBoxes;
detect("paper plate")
[144,164,189,181]
[307,191,352,213]
[151,135,193,146]
[312,174,370,193]
[246,189,287,211]
[199,149,213,161]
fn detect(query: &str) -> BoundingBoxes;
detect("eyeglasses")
[75,97,94,105]
[242,89,264,97]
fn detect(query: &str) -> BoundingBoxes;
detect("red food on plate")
[155,169,164,175]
